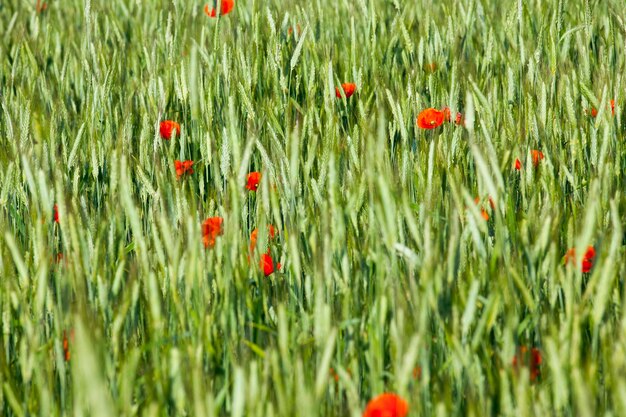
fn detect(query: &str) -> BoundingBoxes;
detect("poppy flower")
[204,0,235,17]
[202,216,224,248]
[454,112,464,126]
[250,225,277,252]
[246,172,261,191]
[335,83,356,99]
[417,108,447,129]
[160,120,181,140]
[53,204,59,223]
[474,197,495,221]
[329,367,340,383]
[260,253,280,276]
[588,100,616,118]
[581,246,596,273]
[564,245,596,273]
[531,150,544,167]
[611,99,616,116]
[63,329,74,362]
[441,107,464,126]
[512,346,542,382]
[514,158,522,171]
[362,393,409,417]
[175,160,194,179]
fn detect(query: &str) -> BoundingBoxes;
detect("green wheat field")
[1,0,626,416]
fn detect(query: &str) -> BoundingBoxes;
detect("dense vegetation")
[1,0,625,415]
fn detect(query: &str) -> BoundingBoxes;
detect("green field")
[1,0,626,416]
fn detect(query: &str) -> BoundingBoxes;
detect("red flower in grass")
[175,160,194,179]
[246,172,261,191]
[474,197,495,221]
[260,253,280,276]
[202,217,224,248]
[442,107,464,126]
[454,112,464,126]
[63,330,74,362]
[417,108,447,129]
[564,245,596,273]
[512,346,542,382]
[588,100,616,118]
[160,120,180,140]
[362,393,409,417]
[531,150,544,167]
[53,204,60,223]
[611,99,615,116]
[250,225,277,253]
[514,151,544,170]
[335,83,357,99]
[204,0,235,17]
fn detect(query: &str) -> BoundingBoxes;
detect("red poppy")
[588,100,616,118]
[455,112,464,126]
[581,246,596,273]
[202,217,224,248]
[362,393,409,417]
[531,150,544,167]
[175,160,194,179]
[514,158,522,171]
[260,253,280,276]
[160,120,181,140]
[474,197,495,221]
[246,172,261,191]
[564,245,596,273]
[335,83,356,99]
[204,0,235,17]
[441,107,464,126]
[417,108,447,129]
[611,99,616,116]
[63,329,74,362]
[512,346,542,382]
[250,225,277,253]
[53,204,59,223]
